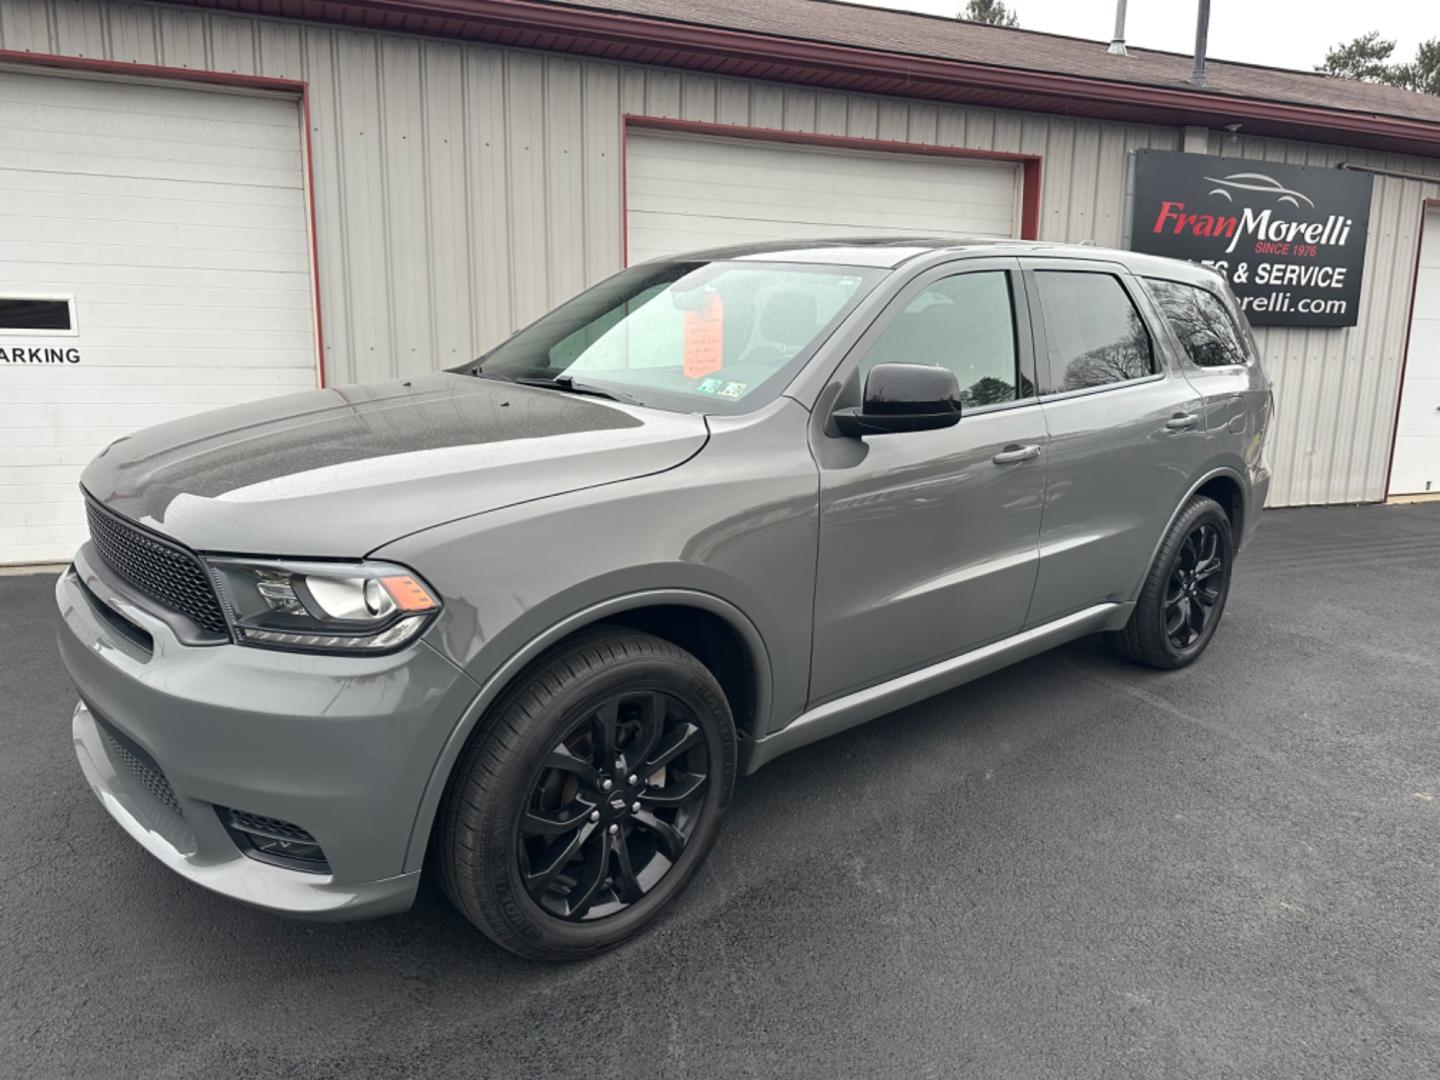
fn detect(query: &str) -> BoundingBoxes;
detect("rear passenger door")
[1143,276,1273,478]
[1022,259,1207,627]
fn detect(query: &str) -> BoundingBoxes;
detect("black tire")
[1108,495,1234,670]
[437,627,736,961]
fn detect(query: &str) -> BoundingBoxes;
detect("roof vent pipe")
[1192,0,1211,86]
[1108,0,1128,55]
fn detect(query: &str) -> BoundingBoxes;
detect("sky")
[850,0,1432,75]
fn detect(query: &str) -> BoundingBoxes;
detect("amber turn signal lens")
[379,574,440,612]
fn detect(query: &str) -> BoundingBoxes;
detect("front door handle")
[1165,413,1200,432]
[992,444,1041,465]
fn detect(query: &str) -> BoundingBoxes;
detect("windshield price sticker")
[682,292,725,378]
[1128,150,1373,328]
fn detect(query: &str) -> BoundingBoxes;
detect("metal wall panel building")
[2,0,1438,507]
[1204,131,1440,505]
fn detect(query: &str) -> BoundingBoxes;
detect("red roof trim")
[165,0,1440,157]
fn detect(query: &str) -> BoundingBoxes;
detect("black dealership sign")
[1128,150,1373,327]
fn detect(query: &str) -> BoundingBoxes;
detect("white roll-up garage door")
[1388,205,1440,496]
[625,130,1022,264]
[0,70,319,564]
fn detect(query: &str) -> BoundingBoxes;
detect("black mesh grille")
[220,808,330,873]
[101,729,183,818]
[224,810,318,845]
[85,499,229,636]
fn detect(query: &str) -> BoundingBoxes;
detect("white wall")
[3,0,1439,505]
[1207,130,1440,506]
[0,0,1177,374]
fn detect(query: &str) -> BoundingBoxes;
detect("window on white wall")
[0,296,75,334]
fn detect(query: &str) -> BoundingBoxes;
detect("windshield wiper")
[511,374,636,404]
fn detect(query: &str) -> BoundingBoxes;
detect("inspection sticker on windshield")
[718,381,747,399]
[695,377,724,395]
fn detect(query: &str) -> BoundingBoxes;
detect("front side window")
[1034,271,1155,394]
[1145,278,1251,369]
[470,260,883,414]
[858,271,1028,407]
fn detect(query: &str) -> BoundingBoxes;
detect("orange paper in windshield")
[683,293,724,379]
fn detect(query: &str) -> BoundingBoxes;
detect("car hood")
[81,373,709,557]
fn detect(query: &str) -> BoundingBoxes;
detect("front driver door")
[808,259,1049,706]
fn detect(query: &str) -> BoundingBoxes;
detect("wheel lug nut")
[589,810,600,823]
[608,823,619,835]
[631,801,641,813]
[627,774,638,785]
[601,778,613,791]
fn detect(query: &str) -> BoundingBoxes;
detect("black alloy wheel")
[437,627,735,960]
[1108,494,1234,670]
[519,690,710,921]
[1164,522,1226,651]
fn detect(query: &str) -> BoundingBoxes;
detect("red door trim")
[1382,197,1440,499]
[0,49,329,387]
[620,114,1043,265]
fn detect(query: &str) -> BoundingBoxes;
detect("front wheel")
[437,628,736,961]
[1108,495,1234,670]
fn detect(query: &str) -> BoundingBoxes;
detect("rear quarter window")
[1145,278,1252,369]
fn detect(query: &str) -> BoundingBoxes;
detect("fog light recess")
[218,807,331,874]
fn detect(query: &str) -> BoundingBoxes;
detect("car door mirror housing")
[834,363,963,436]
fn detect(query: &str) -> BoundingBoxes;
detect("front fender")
[393,586,773,873]
[372,399,821,873]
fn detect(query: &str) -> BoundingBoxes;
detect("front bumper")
[57,545,479,920]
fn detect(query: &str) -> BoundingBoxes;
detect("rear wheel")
[437,628,735,961]
[1109,495,1234,670]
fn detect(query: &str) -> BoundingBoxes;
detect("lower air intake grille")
[219,808,330,874]
[226,810,316,844]
[85,498,230,636]
[99,722,183,818]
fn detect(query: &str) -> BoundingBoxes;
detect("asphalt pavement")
[3,503,1439,1079]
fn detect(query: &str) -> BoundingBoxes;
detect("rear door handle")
[1165,413,1200,432]
[992,444,1041,465]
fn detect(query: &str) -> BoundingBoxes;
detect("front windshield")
[468,260,885,413]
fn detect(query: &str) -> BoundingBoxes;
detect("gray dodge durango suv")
[57,238,1272,959]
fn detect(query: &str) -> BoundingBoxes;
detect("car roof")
[662,235,1226,286]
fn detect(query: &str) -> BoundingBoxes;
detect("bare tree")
[1058,311,1152,391]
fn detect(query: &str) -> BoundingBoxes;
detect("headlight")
[207,558,441,653]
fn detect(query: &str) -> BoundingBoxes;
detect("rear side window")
[1033,271,1154,394]
[859,271,1030,407]
[1145,278,1251,369]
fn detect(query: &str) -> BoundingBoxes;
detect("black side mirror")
[834,363,963,437]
